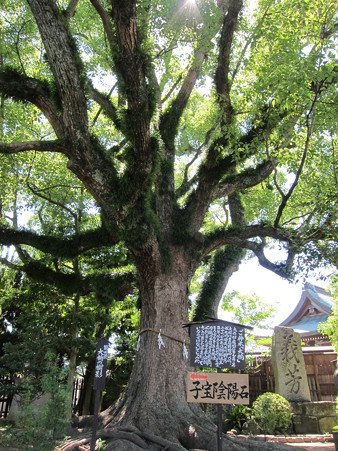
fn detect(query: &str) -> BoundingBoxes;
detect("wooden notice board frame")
[187,319,250,370]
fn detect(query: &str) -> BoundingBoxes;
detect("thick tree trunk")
[100,246,216,449]
[92,246,290,451]
[97,246,291,450]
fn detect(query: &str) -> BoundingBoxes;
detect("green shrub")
[11,352,71,450]
[224,405,251,433]
[252,392,292,435]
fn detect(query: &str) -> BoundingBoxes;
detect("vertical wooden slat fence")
[72,377,85,415]
[304,351,336,402]
[248,349,336,404]
[0,376,14,418]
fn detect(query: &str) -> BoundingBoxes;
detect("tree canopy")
[0,0,337,449]
[0,0,337,299]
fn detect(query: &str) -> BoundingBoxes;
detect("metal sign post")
[217,368,222,451]
[90,337,109,451]
[185,318,252,451]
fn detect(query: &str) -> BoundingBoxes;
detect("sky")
[218,256,332,330]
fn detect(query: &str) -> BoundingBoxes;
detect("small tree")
[6,352,70,451]
[319,275,338,352]
[221,290,276,328]
[221,290,276,348]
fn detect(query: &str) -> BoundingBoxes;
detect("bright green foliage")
[1,280,87,376]
[319,275,338,353]
[252,392,292,435]
[220,290,276,351]
[224,405,251,433]
[7,352,70,451]
[221,290,276,328]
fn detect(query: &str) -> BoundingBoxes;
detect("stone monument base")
[7,393,51,423]
[291,401,336,434]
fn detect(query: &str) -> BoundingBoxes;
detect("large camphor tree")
[0,0,337,449]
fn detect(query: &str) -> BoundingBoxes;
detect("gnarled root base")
[57,424,295,450]
[83,387,292,451]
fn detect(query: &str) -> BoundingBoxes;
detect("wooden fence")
[248,348,337,404]
[0,376,13,418]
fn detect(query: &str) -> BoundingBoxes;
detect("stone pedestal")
[8,392,51,423]
[291,401,336,434]
[271,326,311,402]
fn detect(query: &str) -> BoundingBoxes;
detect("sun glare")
[183,0,199,15]
[172,0,200,24]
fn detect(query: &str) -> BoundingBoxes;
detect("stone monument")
[271,326,311,402]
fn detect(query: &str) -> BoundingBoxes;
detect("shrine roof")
[306,284,332,310]
[279,283,332,328]
[288,314,328,334]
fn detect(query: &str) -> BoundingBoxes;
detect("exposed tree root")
[102,427,185,450]
[56,424,297,451]
[57,426,185,450]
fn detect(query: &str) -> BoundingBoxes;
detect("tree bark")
[100,245,217,449]
[96,245,290,450]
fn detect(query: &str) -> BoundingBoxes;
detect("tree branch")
[65,0,79,21]
[193,245,244,320]
[215,160,274,199]
[161,72,183,104]
[90,83,117,129]
[159,49,206,148]
[193,193,246,321]
[200,224,294,259]
[274,102,316,227]
[182,103,284,234]
[175,125,217,200]
[25,1,126,221]
[0,140,69,156]
[156,48,206,233]
[110,0,152,156]
[0,257,21,271]
[0,226,118,258]
[15,22,29,75]
[26,182,77,220]
[215,0,243,124]
[27,0,89,141]
[89,0,115,53]
[231,4,270,85]
[21,259,135,299]
[89,85,122,132]
[175,150,200,199]
[0,70,64,136]
[243,239,295,279]
[198,221,331,276]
